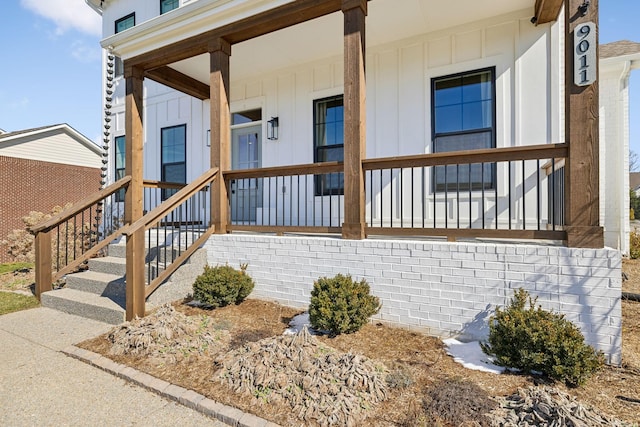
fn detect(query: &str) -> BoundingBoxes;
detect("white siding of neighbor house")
[600,64,631,254]
[0,129,101,169]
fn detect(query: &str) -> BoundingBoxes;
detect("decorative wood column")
[564,0,604,248]
[209,38,232,234]
[124,65,145,320]
[342,0,367,239]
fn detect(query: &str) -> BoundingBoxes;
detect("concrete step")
[108,241,183,263]
[65,270,125,297]
[88,256,127,276]
[41,288,125,325]
[87,256,165,282]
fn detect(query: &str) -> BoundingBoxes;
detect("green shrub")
[630,230,640,259]
[192,264,254,308]
[481,288,604,387]
[309,274,381,335]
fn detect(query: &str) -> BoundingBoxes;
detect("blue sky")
[0,0,639,152]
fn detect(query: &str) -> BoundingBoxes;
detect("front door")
[231,123,262,223]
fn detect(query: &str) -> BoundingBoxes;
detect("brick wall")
[0,156,102,263]
[205,234,622,365]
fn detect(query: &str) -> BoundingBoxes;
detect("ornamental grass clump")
[481,288,604,387]
[192,264,254,308]
[309,273,381,335]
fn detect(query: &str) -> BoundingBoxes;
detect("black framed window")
[314,95,344,196]
[114,136,126,202]
[160,0,179,14]
[115,13,135,34]
[161,125,186,200]
[432,67,496,192]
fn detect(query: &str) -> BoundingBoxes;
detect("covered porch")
[33,0,604,322]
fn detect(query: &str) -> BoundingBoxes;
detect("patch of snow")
[443,338,505,374]
[284,312,311,335]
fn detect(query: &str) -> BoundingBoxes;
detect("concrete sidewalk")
[0,307,226,426]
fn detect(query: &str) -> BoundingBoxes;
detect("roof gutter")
[85,0,103,15]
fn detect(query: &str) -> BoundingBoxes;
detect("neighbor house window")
[161,124,186,200]
[160,0,179,14]
[114,135,126,202]
[314,95,344,196]
[115,13,135,34]
[432,67,496,192]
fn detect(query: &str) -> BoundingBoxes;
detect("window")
[160,0,179,14]
[114,57,124,78]
[431,67,496,192]
[161,125,187,200]
[114,136,126,202]
[314,95,344,196]
[115,13,135,34]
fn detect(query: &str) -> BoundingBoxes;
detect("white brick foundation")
[204,234,622,364]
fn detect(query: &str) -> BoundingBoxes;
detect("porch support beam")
[342,0,367,240]
[564,0,604,248]
[124,65,146,319]
[209,38,232,234]
[145,66,210,100]
[128,0,360,71]
[534,0,563,25]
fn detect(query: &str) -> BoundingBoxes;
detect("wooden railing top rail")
[143,179,187,190]
[124,168,218,236]
[363,143,569,170]
[223,161,343,180]
[142,179,187,189]
[30,176,132,234]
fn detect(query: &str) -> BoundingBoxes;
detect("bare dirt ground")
[0,268,34,292]
[79,297,640,426]
[623,258,640,295]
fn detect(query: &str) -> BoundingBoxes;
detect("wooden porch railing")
[224,161,345,233]
[222,143,568,241]
[31,176,132,298]
[122,167,218,320]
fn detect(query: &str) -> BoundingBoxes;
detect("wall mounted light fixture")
[267,117,279,140]
[579,0,590,16]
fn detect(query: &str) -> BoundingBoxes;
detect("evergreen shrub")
[309,273,381,335]
[192,264,254,308]
[481,288,604,387]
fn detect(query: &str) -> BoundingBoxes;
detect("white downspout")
[619,60,631,254]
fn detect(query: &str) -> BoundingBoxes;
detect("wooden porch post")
[209,38,232,234]
[564,0,604,248]
[124,65,146,320]
[342,0,367,239]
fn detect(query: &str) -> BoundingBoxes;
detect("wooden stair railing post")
[124,64,146,319]
[126,226,146,320]
[34,230,52,299]
[342,0,367,239]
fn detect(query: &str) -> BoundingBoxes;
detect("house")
[599,40,640,253]
[33,0,621,363]
[0,124,102,263]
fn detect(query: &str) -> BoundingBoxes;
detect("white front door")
[231,123,262,223]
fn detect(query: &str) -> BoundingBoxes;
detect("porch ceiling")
[163,0,534,86]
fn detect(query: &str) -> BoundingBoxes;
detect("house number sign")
[574,22,596,86]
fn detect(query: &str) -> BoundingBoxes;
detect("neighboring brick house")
[0,124,102,263]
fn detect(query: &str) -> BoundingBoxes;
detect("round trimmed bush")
[192,264,254,308]
[480,288,604,387]
[309,274,381,335]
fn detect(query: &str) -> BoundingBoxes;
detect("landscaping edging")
[62,345,280,427]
